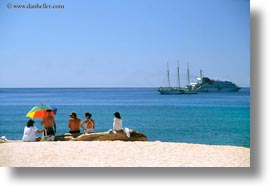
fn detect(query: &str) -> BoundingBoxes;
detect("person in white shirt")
[22,119,44,142]
[108,112,130,137]
[113,112,122,130]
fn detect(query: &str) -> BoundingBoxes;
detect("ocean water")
[0,88,250,147]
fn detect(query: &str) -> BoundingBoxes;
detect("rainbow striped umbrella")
[26,104,54,118]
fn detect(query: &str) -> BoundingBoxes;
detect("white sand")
[0,141,250,167]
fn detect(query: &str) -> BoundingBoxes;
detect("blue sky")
[0,0,250,87]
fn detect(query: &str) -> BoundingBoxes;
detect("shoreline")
[2,139,251,148]
[0,141,250,167]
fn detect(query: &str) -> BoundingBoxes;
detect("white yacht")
[190,71,241,92]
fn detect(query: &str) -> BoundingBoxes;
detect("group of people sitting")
[68,112,95,134]
[22,111,123,142]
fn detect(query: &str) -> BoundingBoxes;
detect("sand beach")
[0,141,250,167]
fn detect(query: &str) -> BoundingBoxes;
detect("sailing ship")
[157,62,197,95]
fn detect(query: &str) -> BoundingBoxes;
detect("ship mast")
[167,62,171,87]
[187,62,190,85]
[177,60,180,88]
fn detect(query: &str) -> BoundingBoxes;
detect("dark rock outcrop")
[54,129,147,141]
[0,138,7,143]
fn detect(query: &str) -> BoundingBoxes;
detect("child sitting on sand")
[22,119,44,142]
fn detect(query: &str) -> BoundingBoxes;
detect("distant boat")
[189,70,241,92]
[157,62,197,95]
[157,87,186,95]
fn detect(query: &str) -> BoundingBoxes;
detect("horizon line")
[0,86,251,89]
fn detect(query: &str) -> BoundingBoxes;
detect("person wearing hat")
[22,119,45,141]
[80,112,95,134]
[68,112,81,134]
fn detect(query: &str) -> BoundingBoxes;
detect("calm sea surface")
[0,88,250,147]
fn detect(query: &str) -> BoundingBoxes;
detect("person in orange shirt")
[40,110,56,135]
[68,112,81,134]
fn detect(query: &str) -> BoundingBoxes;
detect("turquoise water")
[0,88,250,147]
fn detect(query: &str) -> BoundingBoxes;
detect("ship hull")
[157,87,185,95]
[197,87,241,92]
